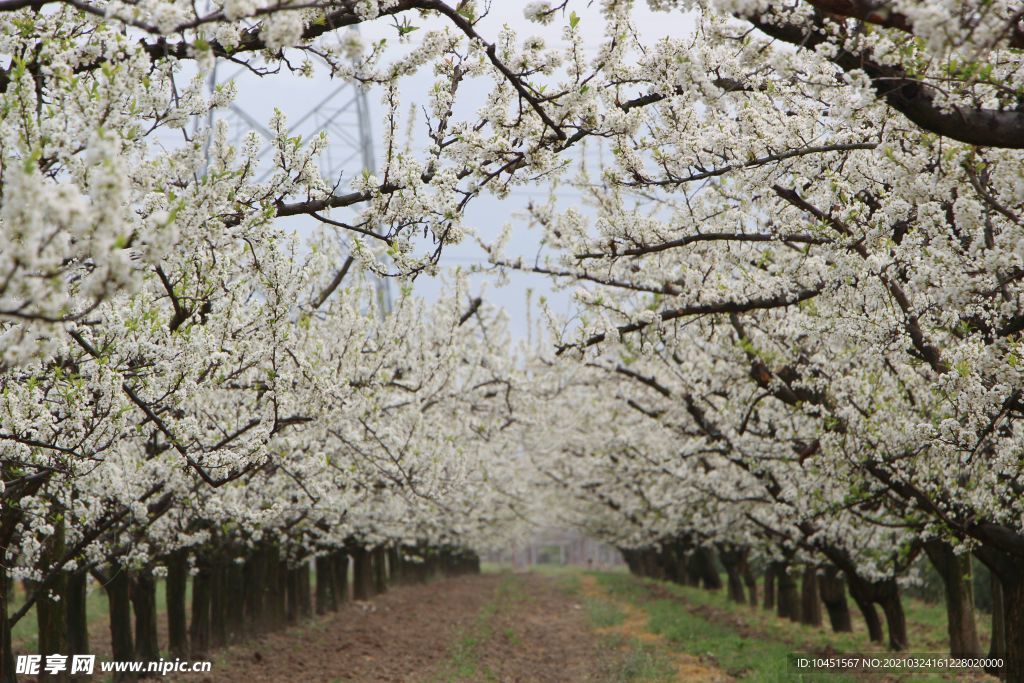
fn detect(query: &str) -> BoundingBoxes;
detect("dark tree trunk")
[314,555,335,614]
[662,543,690,585]
[243,547,267,633]
[37,520,68,682]
[817,566,852,633]
[742,565,758,607]
[286,567,299,625]
[690,547,722,590]
[352,546,373,601]
[331,550,348,605]
[989,573,1005,665]
[372,547,387,594]
[923,541,981,657]
[1000,572,1024,683]
[717,546,747,604]
[1,569,15,683]
[388,547,402,585]
[190,567,211,657]
[165,551,189,658]
[879,590,908,651]
[225,561,246,643]
[106,569,137,683]
[845,573,905,649]
[849,585,884,644]
[763,564,776,611]
[130,572,160,665]
[66,571,90,658]
[298,562,313,618]
[800,566,822,627]
[775,565,800,622]
[264,545,286,631]
[209,563,228,648]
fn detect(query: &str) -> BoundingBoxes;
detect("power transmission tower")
[205,53,392,314]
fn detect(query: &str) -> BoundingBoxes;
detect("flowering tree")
[3,0,1024,680]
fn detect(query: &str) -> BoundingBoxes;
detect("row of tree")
[4,0,1024,680]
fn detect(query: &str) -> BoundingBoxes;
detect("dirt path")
[184,574,495,683]
[429,572,606,682]
[181,572,607,683]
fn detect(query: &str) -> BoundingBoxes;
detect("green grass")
[590,571,995,683]
[600,633,676,682]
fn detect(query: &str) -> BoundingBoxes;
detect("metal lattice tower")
[205,54,391,314]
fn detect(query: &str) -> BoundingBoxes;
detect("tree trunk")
[332,551,348,605]
[763,564,776,611]
[286,567,299,625]
[717,547,746,604]
[225,561,246,643]
[776,565,800,622]
[742,565,758,607]
[130,572,160,665]
[387,547,402,585]
[817,566,852,633]
[165,551,188,658]
[352,546,373,601]
[66,571,90,659]
[800,566,822,627]
[1,568,16,683]
[106,569,136,683]
[264,545,286,631]
[1000,572,1024,683]
[372,547,387,594]
[988,572,1005,665]
[190,567,211,658]
[209,563,228,648]
[923,541,981,657]
[691,547,722,590]
[879,589,908,651]
[297,561,312,619]
[314,555,335,614]
[37,519,68,683]
[243,547,267,633]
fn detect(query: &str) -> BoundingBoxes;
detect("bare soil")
[169,572,607,683]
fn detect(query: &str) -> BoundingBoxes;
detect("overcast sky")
[219,2,695,339]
